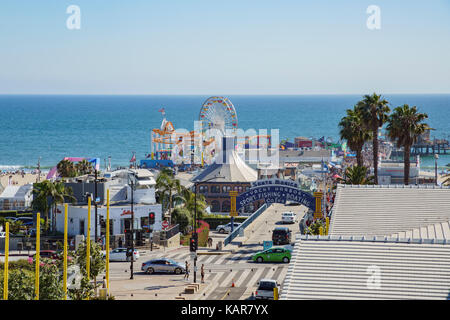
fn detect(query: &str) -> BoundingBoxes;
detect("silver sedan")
[141,258,186,274]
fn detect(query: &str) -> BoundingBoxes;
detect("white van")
[281,212,296,224]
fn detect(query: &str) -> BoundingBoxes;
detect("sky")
[0,0,449,95]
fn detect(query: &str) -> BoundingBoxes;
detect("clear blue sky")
[0,0,449,94]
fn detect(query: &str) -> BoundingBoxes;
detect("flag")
[158,108,165,116]
[130,153,136,163]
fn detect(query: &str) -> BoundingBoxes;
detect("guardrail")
[223,203,268,246]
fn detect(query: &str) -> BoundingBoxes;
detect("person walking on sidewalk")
[201,264,205,283]
[184,261,190,281]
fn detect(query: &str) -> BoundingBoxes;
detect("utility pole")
[94,169,98,243]
[129,171,136,280]
[435,154,439,186]
[37,157,41,183]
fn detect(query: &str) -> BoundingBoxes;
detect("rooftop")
[330,184,450,237]
[281,234,450,300]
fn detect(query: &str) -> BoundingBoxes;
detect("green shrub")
[0,259,34,272]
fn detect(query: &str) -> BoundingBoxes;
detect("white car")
[255,279,280,300]
[104,247,140,262]
[281,212,296,224]
[216,222,241,233]
[0,232,5,238]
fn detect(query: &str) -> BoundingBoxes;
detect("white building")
[55,203,162,239]
[55,168,162,238]
[0,184,33,211]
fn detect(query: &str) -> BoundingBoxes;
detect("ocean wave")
[0,165,51,172]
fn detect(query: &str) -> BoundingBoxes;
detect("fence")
[223,203,268,246]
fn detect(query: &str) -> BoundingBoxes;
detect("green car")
[252,247,292,263]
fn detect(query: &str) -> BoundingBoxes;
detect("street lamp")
[435,154,439,186]
[192,175,224,283]
[127,170,138,280]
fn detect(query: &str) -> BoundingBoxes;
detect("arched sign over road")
[236,179,316,212]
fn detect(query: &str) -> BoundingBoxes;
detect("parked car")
[141,258,186,274]
[216,222,241,233]
[252,247,292,263]
[272,227,292,245]
[104,248,140,262]
[255,279,280,300]
[281,212,296,224]
[28,250,62,263]
[16,217,34,226]
[0,232,5,238]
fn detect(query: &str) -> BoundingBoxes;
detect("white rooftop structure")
[330,184,450,237]
[391,221,450,240]
[193,136,257,183]
[281,235,450,300]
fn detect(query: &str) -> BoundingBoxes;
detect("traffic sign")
[190,252,197,259]
[263,241,273,251]
[162,220,169,230]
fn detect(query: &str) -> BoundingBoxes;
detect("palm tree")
[356,93,390,184]
[339,106,372,167]
[386,104,430,185]
[32,180,76,233]
[178,187,208,220]
[75,159,94,175]
[57,159,78,178]
[155,169,181,224]
[338,165,375,185]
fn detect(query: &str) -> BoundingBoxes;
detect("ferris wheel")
[199,96,238,136]
[198,96,238,164]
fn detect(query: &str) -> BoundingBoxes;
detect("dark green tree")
[386,104,430,185]
[356,93,390,184]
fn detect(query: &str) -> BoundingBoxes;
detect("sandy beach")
[0,173,45,189]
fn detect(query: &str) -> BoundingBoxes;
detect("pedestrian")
[118,238,123,248]
[102,276,107,289]
[184,261,190,281]
[201,264,205,283]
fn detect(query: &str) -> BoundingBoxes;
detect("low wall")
[159,232,180,248]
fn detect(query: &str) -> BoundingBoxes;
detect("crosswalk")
[106,248,290,300]
[199,265,289,300]
[150,249,256,266]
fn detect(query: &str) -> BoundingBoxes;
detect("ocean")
[0,94,449,171]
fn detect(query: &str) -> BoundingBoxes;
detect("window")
[210,185,221,193]
[79,219,85,235]
[199,185,208,193]
[222,200,231,212]
[211,200,220,212]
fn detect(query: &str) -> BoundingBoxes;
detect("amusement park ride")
[146,96,271,168]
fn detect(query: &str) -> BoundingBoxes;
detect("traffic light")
[149,212,155,225]
[190,233,198,252]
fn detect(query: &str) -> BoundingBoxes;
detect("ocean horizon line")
[1,93,450,97]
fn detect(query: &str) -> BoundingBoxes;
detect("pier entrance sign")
[235,179,316,212]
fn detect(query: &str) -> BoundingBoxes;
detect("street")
[106,203,308,300]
